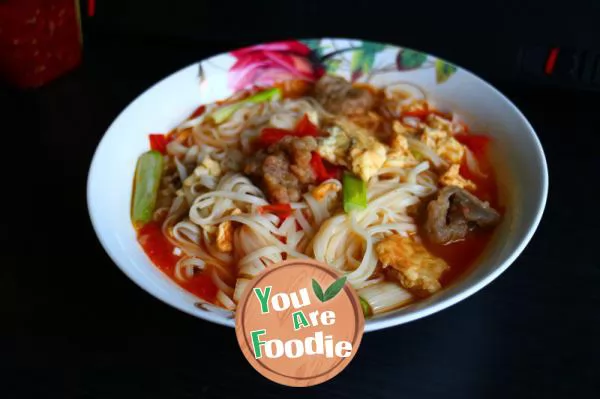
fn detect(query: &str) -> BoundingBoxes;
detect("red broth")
[420,143,501,285]
[137,222,218,303]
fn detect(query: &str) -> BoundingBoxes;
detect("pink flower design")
[228,41,317,91]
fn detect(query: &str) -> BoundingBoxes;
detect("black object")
[79,0,600,92]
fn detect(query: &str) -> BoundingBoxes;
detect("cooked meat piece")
[375,234,449,296]
[314,75,375,115]
[244,136,317,203]
[244,150,267,176]
[425,186,500,244]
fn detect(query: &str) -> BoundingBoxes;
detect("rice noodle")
[217,290,236,310]
[358,282,414,314]
[406,136,448,169]
[174,257,206,281]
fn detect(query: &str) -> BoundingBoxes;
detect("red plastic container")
[0,0,83,88]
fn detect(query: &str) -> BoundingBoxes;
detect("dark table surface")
[2,34,599,399]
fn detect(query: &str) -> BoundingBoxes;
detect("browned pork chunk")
[244,136,317,203]
[314,75,375,115]
[425,186,501,244]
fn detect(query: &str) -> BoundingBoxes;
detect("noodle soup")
[130,75,501,318]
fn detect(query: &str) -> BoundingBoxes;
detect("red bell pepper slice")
[402,109,430,119]
[295,114,319,136]
[189,105,206,119]
[310,152,341,182]
[257,203,293,220]
[149,134,168,154]
[310,152,329,182]
[429,109,453,120]
[255,114,321,148]
[256,128,291,147]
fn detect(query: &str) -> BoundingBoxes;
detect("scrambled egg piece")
[216,220,233,252]
[181,155,223,193]
[317,121,387,181]
[215,209,241,252]
[311,182,341,201]
[201,156,222,176]
[349,142,387,182]
[229,208,242,216]
[183,155,223,187]
[384,130,419,169]
[392,120,417,136]
[403,99,428,114]
[426,114,453,132]
[421,127,465,165]
[375,234,449,296]
[317,126,351,166]
[390,129,411,151]
[439,164,476,191]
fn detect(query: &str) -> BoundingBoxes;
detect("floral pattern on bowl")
[224,38,457,92]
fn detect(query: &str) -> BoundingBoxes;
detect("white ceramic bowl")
[87,38,548,332]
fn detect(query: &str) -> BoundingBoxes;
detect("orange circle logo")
[235,259,365,387]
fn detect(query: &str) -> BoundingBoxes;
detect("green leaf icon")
[312,279,325,302]
[435,59,458,83]
[323,276,347,302]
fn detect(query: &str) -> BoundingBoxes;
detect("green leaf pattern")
[301,39,324,59]
[435,59,458,83]
[303,39,457,84]
[397,49,428,70]
[323,276,347,301]
[325,58,342,73]
[312,279,325,302]
[350,42,386,81]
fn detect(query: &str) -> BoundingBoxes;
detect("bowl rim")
[86,37,549,333]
